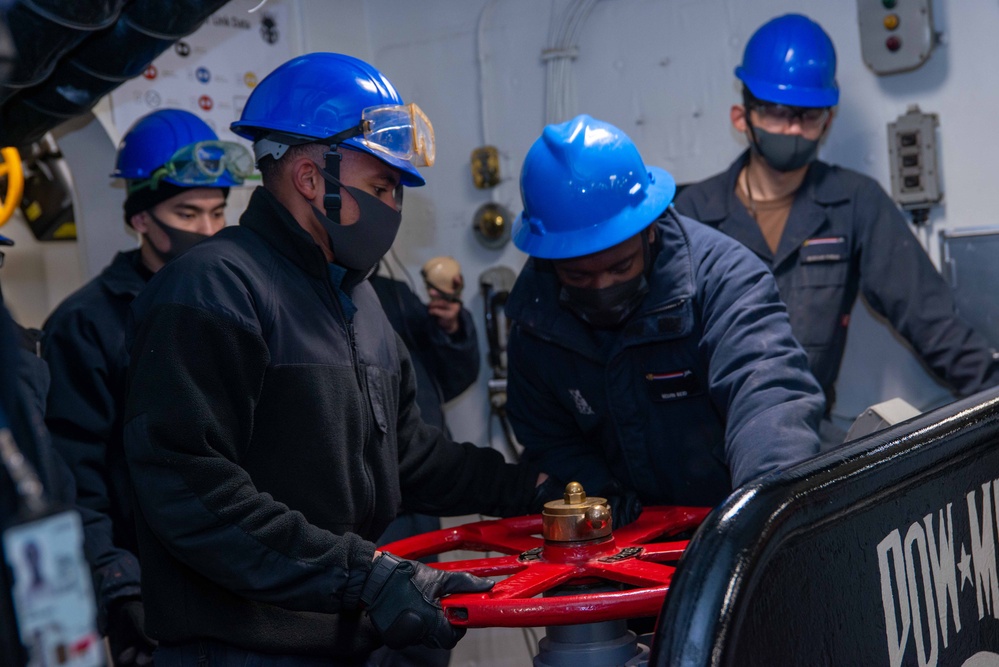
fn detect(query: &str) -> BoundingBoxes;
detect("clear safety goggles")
[146,140,254,189]
[330,103,436,168]
[748,101,831,132]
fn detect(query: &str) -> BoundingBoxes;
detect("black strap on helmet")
[320,122,369,224]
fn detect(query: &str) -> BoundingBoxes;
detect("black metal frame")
[652,386,999,666]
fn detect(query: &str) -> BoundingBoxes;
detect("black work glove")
[529,473,567,514]
[361,553,494,650]
[107,597,156,667]
[605,490,643,528]
[600,479,643,529]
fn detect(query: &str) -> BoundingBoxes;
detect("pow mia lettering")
[878,480,999,667]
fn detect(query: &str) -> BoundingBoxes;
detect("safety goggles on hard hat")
[327,103,436,168]
[133,140,254,192]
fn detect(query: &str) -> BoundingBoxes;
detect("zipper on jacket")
[323,275,376,525]
[345,320,363,387]
[643,297,686,317]
[322,277,370,464]
[323,276,364,387]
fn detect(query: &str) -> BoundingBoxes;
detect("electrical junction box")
[845,397,920,442]
[887,104,942,212]
[857,0,935,75]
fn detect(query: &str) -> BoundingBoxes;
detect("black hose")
[0,0,233,147]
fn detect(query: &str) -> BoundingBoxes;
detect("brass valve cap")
[542,482,613,542]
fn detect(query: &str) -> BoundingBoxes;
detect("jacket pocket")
[364,365,393,435]
[788,258,849,347]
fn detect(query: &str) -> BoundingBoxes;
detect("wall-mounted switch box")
[887,104,942,214]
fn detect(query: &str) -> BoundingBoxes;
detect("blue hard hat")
[112,109,242,187]
[736,14,839,108]
[230,52,425,187]
[512,115,676,260]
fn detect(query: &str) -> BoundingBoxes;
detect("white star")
[959,544,974,591]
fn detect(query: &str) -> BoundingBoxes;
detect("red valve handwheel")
[380,506,710,627]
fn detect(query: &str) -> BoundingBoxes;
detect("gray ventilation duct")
[0,0,233,148]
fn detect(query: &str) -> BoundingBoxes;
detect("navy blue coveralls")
[506,209,825,508]
[675,152,999,409]
[41,249,149,622]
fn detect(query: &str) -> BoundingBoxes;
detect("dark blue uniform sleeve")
[423,307,479,402]
[41,307,141,618]
[696,237,825,487]
[47,448,141,633]
[857,184,999,396]
[13,324,140,631]
[42,309,118,515]
[392,331,540,518]
[506,326,618,496]
[383,278,480,402]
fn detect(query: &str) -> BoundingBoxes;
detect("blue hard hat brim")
[161,173,245,188]
[737,67,840,108]
[512,166,676,260]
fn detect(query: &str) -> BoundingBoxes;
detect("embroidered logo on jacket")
[568,389,595,415]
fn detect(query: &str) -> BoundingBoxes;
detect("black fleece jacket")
[123,187,538,659]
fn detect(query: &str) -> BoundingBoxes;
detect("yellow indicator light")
[883,14,900,30]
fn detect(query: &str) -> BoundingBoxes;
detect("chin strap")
[323,145,343,225]
[318,122,369,225]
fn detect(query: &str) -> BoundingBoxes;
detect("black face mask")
[559,272,650,329]
[557,229,654,330]
[147,212,211,264]
[750,126,821,172]
[312,168,402,274]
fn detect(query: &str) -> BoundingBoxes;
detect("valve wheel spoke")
[380,516,543,560]
[635,540,690,562]
[613,506,710,544]
[487,562,578,599]
[587,557,677,587]
[431,554,525,578]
